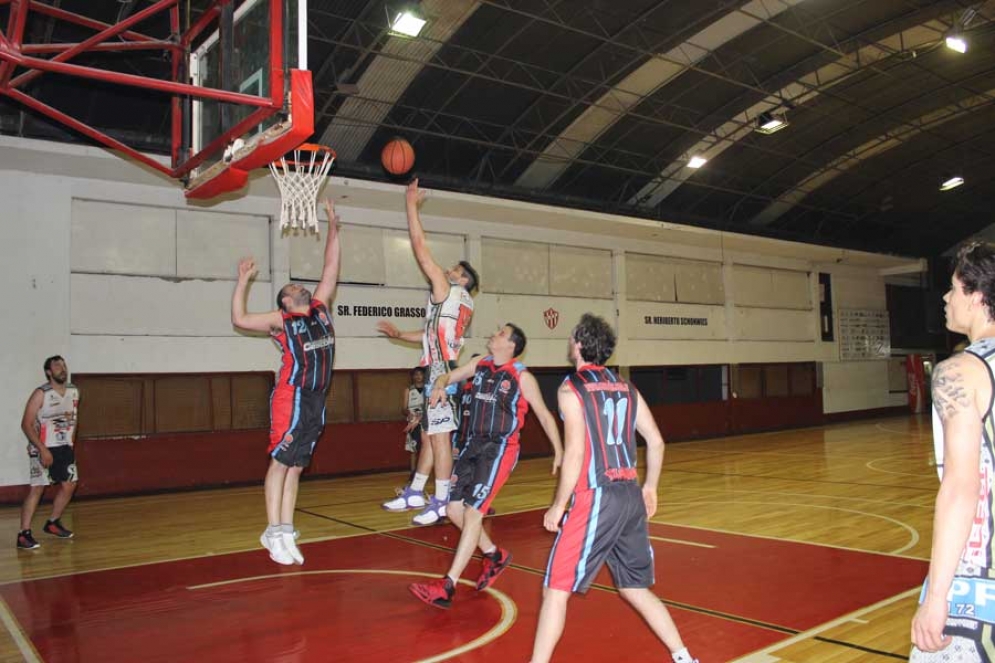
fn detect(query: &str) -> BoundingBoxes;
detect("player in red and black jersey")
[531,314,697,663]
[408,324,562,609]
[231,198,340,568]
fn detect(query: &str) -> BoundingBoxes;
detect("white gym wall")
[0,136,916,485]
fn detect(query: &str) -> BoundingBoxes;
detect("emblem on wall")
[543,307,560,330]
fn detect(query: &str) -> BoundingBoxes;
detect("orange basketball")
[381,138,415,176]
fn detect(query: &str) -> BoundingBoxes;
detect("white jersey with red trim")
[421,285,473,369]
[35,383,80,448]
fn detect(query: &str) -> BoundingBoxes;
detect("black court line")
[812,636,907,660]
[295,507,912,661]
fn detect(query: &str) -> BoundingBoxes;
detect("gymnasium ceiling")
[3,1,995,259]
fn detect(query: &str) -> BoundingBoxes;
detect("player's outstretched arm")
[313,198,341,306]
[543,383,584,532]
[231,257,282,333]
[377,320,424,344]
[405,179,449,303]
[912,353,984,653]
[520,372,563,474]
[633,390,664,518]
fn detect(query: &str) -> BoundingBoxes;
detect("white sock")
[410,472,429,492]
[672,647,693,663]
[280,523,294,535]
[265,524,281,537]
[435,479,450,502]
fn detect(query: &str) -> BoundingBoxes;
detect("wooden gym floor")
[0,415,935,662]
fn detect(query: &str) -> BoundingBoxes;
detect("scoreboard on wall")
[838,309,890,360]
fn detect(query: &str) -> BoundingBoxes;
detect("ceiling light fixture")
[687,155,707,169]
[755,111,789,135]
[390,5,427,37]
[940,175,965,191]
[945,34,968,53]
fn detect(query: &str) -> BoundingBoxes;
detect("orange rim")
[270,144,336,169]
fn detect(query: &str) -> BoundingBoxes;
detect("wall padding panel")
[71,200,176,276]
[733,265,810,309]
[674,260,724,304]
[384,230,466,288]
[291,223,385,284]
[626,253,676,302]
[550,245,612,298]
[175,210,270,280]
[482,238,549,295]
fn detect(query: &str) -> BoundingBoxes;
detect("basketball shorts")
[544,481,655,594]
[910,638,993,663]
[422,362,460,435]
[269,387,327,468]
[28,445,78,486]
[451,437,519,514]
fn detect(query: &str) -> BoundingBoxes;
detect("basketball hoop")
[268,144,336,233]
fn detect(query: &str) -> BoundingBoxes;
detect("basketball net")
[268,144,336,233]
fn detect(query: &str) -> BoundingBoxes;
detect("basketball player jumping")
[378,178,479,526]
[231,198,340,567]
[409,323,562,608]
[531,314,697,663]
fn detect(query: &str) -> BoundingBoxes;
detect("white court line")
[657,499,920,555]
[729,587,919,662]
[648,535,715,549]
[650,517,928,560]
[189,569,517,663]
[0,596,41,663]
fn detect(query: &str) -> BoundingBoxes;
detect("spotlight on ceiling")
[945,34,968,53]
[687,155,707,169]
[755,111,789,135]
[940,175,965,191]
[390,5,427,37]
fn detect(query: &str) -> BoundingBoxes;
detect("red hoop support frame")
[0,0,311,198]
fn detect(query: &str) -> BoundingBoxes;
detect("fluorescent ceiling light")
[940,176,964,191]
[687,155,707,169]
[755,112,789,135]
[391,10,427,37]
[945,35,967,53]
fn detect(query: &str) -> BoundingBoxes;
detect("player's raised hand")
[641,486,658,519]
[406,178,425,208]
[323,198,339,226]
[543,504,565,533]
[237,257,257,281]
[377,320,400,339]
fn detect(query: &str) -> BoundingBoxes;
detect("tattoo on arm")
[932,361,972,422]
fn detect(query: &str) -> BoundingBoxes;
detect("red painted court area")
[1,510,927,662]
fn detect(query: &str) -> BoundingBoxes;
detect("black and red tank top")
[273,299,335,393]
[563,365,638,491]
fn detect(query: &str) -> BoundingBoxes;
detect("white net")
[268,146,335,232]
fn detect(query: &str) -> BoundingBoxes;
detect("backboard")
[183,0,312,198]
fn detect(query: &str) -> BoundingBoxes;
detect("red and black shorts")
[269,387,327,468]
[450,437,519,514]
[544,481,655,593]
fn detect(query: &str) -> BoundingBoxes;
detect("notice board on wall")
[839,308,890,360]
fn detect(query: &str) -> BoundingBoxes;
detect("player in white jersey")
[17,355,79,550]
[378,178,479,526]
[403,367,427,470]
[912,241,995,662]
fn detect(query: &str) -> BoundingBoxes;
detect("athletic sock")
[410,472,429,492]
[482,546,498,558]
[672,647,694,663]
[435,479,450,502]
[265,524,281,537]
[280,523,294,535]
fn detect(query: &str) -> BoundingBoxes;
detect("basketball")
[381,138,415,176]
